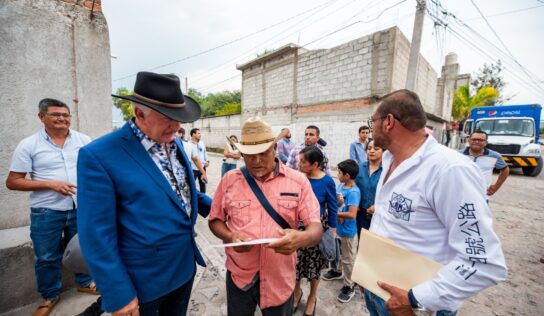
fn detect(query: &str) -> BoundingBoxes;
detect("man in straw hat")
[77,71,212,315]
[209,117,323,316]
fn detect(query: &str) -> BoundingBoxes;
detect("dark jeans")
[363,289,457,316]
[30,208,92,301]
[226,271,294,316]
[193,168,206,193]
[356,208,372,241]
[139,277,195,316]
[221,162,237,177]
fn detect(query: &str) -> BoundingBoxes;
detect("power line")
[113,0,340,82]
[189,0,357,86]
[192,0,407,92]
[425,5,544,99]
[304,0,408,46]
[469,0,544,96]
[465,4,544,21]
[427,0,544,96]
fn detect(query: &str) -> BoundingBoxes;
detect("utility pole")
[405,0,427,91]
[185,77,188,93]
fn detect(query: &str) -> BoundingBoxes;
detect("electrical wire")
[113,0,341,82]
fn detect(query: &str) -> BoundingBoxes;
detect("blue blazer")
[77,123,211,312]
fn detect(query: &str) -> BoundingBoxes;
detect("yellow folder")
[351,229,443,301]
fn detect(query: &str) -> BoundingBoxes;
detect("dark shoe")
[337,285,355,303]
[77,296,104,316]
[321,269,343,281]
[304,297,317,316]
[293,289,303,312]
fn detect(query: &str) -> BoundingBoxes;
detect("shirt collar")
[128,118,174,152]
[463,146,490,157]
[40,128,72,142]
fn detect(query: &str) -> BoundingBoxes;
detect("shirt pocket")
[277,199,298,228]
[227,200,251,228]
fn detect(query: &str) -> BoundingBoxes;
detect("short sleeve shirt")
[461,147,507,188]
[9,129,91,210]
[336,184,360,238]
[209,162,320,308]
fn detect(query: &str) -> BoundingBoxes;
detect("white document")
[352,229,443,301]
[211,238,279,248]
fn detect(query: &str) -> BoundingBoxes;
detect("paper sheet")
[211,238,279,248]
[351,229,443,301]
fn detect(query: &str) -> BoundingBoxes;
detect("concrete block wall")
[390,29,438,115]
[296,33,380,105]
[0,0,112,229]
[264,64,294,108]
[241,75,263,112]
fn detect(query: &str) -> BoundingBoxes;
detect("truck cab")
[462,104,542,176]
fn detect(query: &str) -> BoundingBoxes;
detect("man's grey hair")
[133,103,151,116]
[38,98,69,114]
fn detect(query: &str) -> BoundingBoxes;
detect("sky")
[102,0,544,125]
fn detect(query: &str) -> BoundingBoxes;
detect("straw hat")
[234,118,287,155]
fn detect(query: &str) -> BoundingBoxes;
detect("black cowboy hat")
[112,71,201,123]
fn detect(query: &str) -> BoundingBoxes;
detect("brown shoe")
[77,281,100,295]
[32,298,59,316]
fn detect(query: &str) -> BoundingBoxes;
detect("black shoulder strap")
[240,167,291,230]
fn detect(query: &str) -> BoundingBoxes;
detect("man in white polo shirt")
[364,90,507,316]
[461,130,509,197]
[6,98,96,316]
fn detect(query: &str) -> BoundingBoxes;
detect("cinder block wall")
[189,26,453,168]
[0,0,112,230]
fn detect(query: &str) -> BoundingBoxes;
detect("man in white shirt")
[190,128,209,193]
[364,90,507,316]
[178,128,208,184]
[6,98,96,316]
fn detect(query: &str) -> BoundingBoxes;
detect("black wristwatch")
[408,289,426,310]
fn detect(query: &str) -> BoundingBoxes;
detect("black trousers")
[193,168,206,193]
[226,271,294,316]
[139,277,195,316]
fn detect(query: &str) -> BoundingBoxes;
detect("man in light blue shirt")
[461,130,509,197]
[349,125,370,165]
[6,98,96,315]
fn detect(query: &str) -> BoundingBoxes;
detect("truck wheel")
[522,156,543,177]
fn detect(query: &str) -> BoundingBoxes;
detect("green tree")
[191,89,241,117]
[471,60,506,104]
[112,87,134,121]
[452,85,499,121]
[187,88,205,105]
[215,102,241,116]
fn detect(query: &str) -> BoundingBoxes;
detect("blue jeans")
[30,208,92,301]
[364,289,457,316]
[221,163,237,177]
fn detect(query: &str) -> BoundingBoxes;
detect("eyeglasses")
[45,112,72,118]
[469,138,487,142]
[368,114,400,128]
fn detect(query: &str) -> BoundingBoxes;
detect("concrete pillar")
[405,0,426,91]
[0,0,112,312]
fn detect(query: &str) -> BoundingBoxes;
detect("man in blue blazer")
[77,72,211,315]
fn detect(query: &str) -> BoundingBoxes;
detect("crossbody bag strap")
[240,167,292,230]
